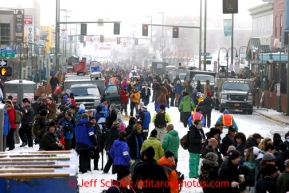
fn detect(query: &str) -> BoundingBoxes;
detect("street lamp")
[246,50,251,79]
[277,49,282,112]
[227,47,238,78]
[218,47,228,76]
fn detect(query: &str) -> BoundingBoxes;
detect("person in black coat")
[103,121,120,174]
[200,92,214,128]
[32,97,48,116]
[141,83,151,106]
[217,150,243,193]
[188,119,206,178]
[125,117,136,137]
[256,164,278,193]
[234,132,246,157]
[275,143,289,172]
[126,124,144,175]
[244,133,264,150]
[202,138,223,167]
[196,80,201,92]
[221,126,236,156]
[105,104,118,129]
[134,146,170,193]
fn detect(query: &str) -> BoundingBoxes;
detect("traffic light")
[0,67,12,76]
[142,25,148,36]
[117,37,121,44]
[114,23,120,35]
[201,60,204,64]
[135,39,138,45]
[80,23,87,35]
[100,35,104,43]
[173,27,179,38]
[223,0,238,14]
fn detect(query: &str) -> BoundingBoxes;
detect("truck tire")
[248,108,253,115]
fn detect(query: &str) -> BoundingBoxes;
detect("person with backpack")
[162,124,180,168]
[151,105,172,143]
[188,119,206,178]
[5,100,16,151]
[179,91,195,128]
[19,98,35,148]
[173,80,183,107]
[32,109,48,150]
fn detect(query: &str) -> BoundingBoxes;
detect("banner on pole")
[223,19,232,37]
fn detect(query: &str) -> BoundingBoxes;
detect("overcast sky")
[1,0,266,35]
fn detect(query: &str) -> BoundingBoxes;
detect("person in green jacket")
[162,124,180,168]
[179,91,195,128]
[141,129,164,162]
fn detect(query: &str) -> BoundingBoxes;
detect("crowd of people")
[3,66,289,193]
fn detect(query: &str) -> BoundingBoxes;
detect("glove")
[129,160,135,165]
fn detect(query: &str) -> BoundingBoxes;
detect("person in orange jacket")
[158,150,180,193]
[130,87,140,116]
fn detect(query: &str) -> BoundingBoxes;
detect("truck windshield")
[70,87,100,96]
[222,82,250,91]
[179,73,186,80]
[194,75,214,82]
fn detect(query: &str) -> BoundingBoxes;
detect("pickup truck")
[214,78,254,114]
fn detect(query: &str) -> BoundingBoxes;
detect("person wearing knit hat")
[42,121,64,151]
[141,129,164,162]
[165,150,174,158]
[262,153,275,162]
[217,149,242,192]
[106,165,132,193]
[135,146,171,193]
[216,109,239,132]
[202,138,223,166]
[220,126,237,156]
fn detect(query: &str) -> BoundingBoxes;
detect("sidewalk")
[254,107,289,125]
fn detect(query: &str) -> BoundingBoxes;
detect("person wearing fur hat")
[216,109,239,131]
[188,119,206,178]
[179,91,195,128]
[162,124,180,168]
[139,106,151,140]
[199,152,219,193]
[217,150,243,193]
[105,103,118,129]
[33,109,48,150]
[5,100,17,150]
[127,123,145,175]
[135,146,170,193]
[202,138,223,167]
[106,165,133,193]
[42,122,64,151]
[141,129,164,163]
[158,151,179,193]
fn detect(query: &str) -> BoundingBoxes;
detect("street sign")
[201,53,210,56]
[206,56,212,59]
[0,47,16,58]
[0,60,7,66]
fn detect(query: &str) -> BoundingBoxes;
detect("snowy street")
[9,100,289,193]
[66,101,288,192]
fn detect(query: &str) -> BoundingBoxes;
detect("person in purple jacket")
[110,131,134,171]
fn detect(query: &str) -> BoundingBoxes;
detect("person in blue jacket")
[97,98,109,118]
[94,105,104,122]
[3,108,10,151]
[140,106,151,140]
[110,131,133,170]
[188,108,205,127]
[59,109,76,150]
[173,80,183,107]
[75,113,97,173]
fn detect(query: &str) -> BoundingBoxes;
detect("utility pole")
[55,0,60,72]
[231,13,234,71]
[199,0,202,70]
[204,0,207,70]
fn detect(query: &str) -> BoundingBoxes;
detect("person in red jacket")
[5,100,16,150]
[120,86,129,117]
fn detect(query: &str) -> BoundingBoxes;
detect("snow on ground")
[10,100,289,193]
